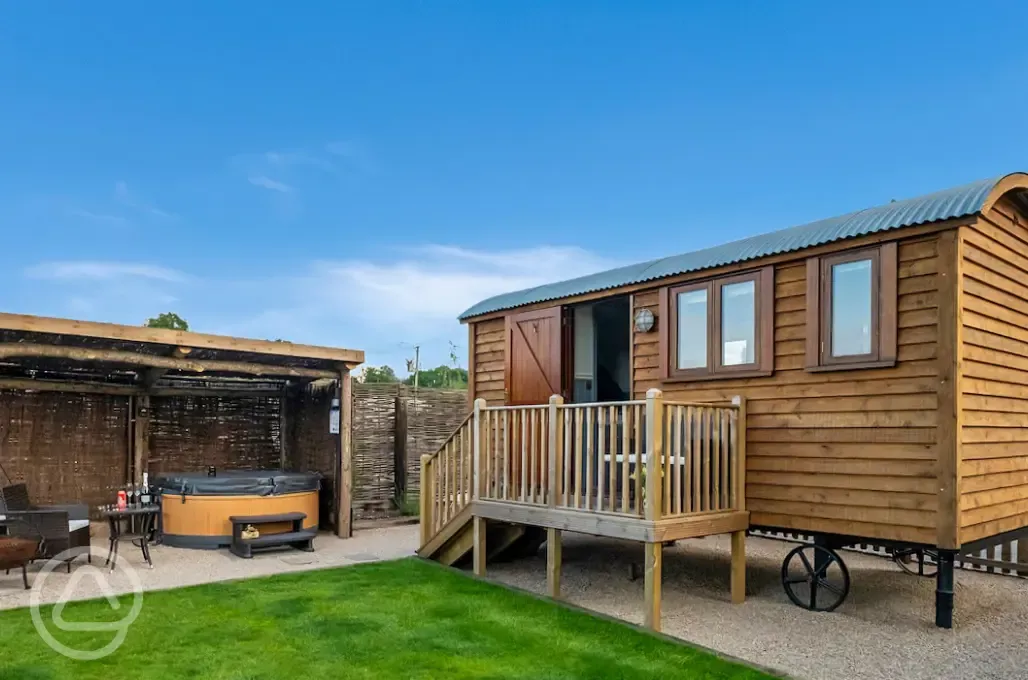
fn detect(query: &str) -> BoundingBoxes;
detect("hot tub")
[153,470,321,549]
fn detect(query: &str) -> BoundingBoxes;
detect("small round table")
[102,506,159,570]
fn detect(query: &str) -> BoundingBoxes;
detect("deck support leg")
[643,541,662,632]
[547,527,562,599]
[730,530,746,604]
[473,516,486,577]
[935,549,955,629]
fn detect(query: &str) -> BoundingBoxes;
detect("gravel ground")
[0,523,419,611]
[486,533,1028,680]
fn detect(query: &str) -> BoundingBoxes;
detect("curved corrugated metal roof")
[459,174,1017,320]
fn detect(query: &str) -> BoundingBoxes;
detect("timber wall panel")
[472,318,506,405]
[0,391,129,513]
[632,236,942,544]
[960,196,1028,543]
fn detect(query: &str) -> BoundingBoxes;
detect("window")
[661,267,774,380]
[805,243,897,370]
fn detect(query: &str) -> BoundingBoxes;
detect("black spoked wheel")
[893,548,938,577]
[781,544,850,612]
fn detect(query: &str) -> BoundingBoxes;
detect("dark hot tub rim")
[152,470,321,497]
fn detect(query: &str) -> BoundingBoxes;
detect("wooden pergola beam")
[0,312,364,365]
[0,377,287,398]
[0,343,338,379]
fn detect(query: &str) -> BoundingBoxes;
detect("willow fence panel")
[352,383,467,516]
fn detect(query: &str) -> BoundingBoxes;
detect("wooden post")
[547,527,562,599]
[419,455,433,547]
[394,395,408,503]
[548,395,563,507]
[733,395,747,512]
[279,390,290,470]
[644,388,663,521]
[336,370,354,538]
[473,398,486,499]
[731,530,746,604]
[473,516,487,576]
[133,394,150,484]
[643,540,662,631]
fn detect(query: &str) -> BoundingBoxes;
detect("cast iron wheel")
[893,548,938,577]
[781,544,850,612]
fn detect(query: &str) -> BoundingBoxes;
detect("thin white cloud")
[113,181,177,220]
[66,208,130,226]
[25,261,187,283]
[248,175,294,193]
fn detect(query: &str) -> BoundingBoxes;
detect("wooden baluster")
[692,407,701,512]
[702,408,710,512]
[597,407,606,512]
[720,409,729,510]
[563,407,572,507]
[520,410,528,502]
[672,406,682,516]
[713,409,721,511]
[684,406,693,513]
[501,409,509,497]
[574,410,583,509]
[585,408,594,511]
[666,403,674,514]
[604,409,612,510]
[621,405,630,514]
[634,404,643,516]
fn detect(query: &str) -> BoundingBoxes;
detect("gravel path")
[487,533,1028,680]
[0,523,419,611]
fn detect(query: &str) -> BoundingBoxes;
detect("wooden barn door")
[506,307,566,405]
[505,307,568,500]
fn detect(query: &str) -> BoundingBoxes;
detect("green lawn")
[0,558,775,679]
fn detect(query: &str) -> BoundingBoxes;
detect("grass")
[0,558,775,679]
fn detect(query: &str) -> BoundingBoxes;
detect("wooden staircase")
[417,413,545,566]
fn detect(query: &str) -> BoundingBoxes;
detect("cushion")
[68,519,90,533]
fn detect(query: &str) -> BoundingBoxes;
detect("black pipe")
[935,549,956,628]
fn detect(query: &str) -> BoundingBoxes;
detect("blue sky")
[2,2,1027,375]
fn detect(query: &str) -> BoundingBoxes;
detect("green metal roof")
[460,174,1023,320]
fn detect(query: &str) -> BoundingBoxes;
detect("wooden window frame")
[805,242,897,372]
[660,266,774,382]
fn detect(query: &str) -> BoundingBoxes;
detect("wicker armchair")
[0,484,91,572]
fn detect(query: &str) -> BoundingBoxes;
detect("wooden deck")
[418,390,750,631]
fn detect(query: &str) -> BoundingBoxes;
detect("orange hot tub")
[154,471,320,549]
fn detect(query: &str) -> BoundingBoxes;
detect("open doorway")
[571,296,631,403]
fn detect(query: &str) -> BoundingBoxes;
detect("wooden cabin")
[420,173,1028,629]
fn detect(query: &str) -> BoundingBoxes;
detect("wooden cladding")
[959,195,1028,545]
[635,235,942,544]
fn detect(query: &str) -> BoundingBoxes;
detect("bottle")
[117,489,127,510]
[141,473,151,506]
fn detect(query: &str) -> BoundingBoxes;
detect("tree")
[403,365,468,389]
[144,312,189,331]
[359,365,400,383]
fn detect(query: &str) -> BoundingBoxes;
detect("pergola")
[0,312,363,537]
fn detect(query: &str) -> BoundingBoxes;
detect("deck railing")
[474,389,745,522]
[421,390,746,543]
[419,413,474,546]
